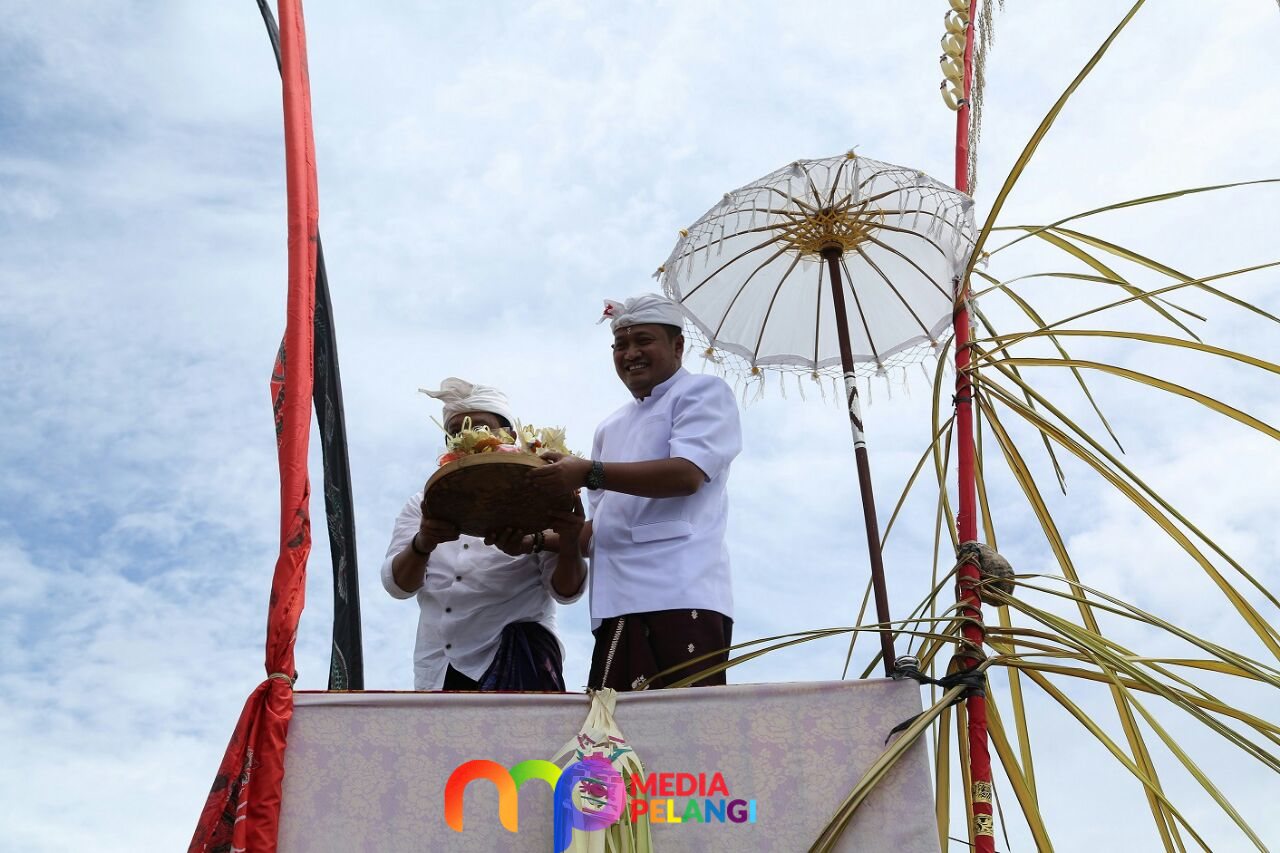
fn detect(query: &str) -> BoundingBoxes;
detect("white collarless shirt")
[587,367,742,624]
[381,491,584,690]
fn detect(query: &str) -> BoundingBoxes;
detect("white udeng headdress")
[599,292,686,333]
[418,377,514,425]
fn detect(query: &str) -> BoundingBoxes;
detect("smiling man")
[531,293,742,690]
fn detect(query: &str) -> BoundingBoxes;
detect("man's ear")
[675,333,685,360]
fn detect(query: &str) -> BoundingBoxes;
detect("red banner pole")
[952,1,996,850]
[189,2,318,850]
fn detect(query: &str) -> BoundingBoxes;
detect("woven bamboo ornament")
[424,453,575,537]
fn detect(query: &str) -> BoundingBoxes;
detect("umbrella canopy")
[657,150,977,676]
[659,151,977,377]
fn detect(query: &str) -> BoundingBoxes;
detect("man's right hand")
[527,452,592,496]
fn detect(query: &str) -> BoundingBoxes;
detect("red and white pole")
[952,1,996,849]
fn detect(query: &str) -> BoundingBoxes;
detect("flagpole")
[951,1,996,850]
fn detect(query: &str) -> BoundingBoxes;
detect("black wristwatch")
[585,460,605,491]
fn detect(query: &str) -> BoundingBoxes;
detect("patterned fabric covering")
[479,621,566,692]
[277,680,940,852]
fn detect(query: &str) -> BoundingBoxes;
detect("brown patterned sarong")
[587,608,733,691]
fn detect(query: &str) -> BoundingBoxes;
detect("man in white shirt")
[382,378,586,691]
[530,294,742,691]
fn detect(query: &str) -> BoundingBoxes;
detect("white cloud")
[2,1,1278,850]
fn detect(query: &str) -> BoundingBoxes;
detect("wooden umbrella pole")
[822,247,897,676]
[952,1,996,850]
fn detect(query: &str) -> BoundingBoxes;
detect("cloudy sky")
[2,1,1278,850]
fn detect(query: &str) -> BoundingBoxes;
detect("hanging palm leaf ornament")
[660,1,1280,850]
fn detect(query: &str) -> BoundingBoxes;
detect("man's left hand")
[485,527,531,557]
[528,452,592,495]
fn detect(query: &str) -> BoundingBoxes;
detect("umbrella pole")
[821,247,897,676]
[953,1,996,850]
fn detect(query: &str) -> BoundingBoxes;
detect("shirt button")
[445,607,452,613]
[445,643,452,649]
[455,575,462,581]
[463,543,469,549]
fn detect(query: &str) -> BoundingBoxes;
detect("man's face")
[445,410,505,435]
[612,324,683,398]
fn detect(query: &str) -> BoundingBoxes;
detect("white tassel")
[812,371,827,403]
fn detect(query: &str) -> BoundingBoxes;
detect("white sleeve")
[380,492,425,600]
[538,551,585,605]
[668,377,742,482]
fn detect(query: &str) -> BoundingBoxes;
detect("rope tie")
[268,672,297,688]
[884,661,987,743]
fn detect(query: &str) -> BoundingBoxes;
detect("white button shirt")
[381,491,584,690]
[587,367,742,623]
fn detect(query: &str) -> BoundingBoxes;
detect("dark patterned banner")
[313,240,364,690]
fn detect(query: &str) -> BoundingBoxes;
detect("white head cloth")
[599,292,687,333]
[418,377,514,426]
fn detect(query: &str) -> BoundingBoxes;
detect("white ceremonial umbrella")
[659,150,977,672]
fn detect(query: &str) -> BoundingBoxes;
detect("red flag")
[190,2,318,850]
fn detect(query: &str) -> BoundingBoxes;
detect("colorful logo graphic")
[444,757,625,853]
[446,760,757,851]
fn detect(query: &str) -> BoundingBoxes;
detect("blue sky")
[2,2,1278,850]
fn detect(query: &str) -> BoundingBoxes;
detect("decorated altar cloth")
[277,679,939,852]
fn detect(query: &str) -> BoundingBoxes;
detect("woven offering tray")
[423,452,574,537]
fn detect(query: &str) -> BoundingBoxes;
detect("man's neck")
[631,367,681,401]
